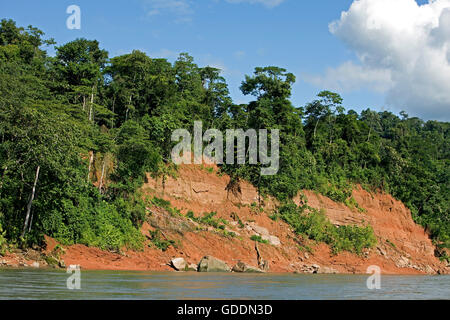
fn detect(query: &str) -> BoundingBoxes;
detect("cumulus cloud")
[306,0,450,120]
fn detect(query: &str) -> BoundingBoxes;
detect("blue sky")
[1,0,448,120]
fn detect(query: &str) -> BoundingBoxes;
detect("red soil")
[56,164,449,275]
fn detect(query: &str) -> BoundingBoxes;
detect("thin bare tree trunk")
[0,166,7,193]
[111,97,116,129]
[125,95,132,121]
[89,86,94,122]
[28,211,34,233]
[99,156,106,194]
[314,119,319,139]
[22,166,40,237]
[87,151,94,182]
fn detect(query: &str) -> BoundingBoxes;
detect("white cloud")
[143,0,194,22]
[149,48,179,60]
[225,0,285,8]
[303,61,393,93]
[143,0,284,22]
[306,0,450,120]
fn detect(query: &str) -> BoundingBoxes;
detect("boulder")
[31,262,40,268]
[58,260,66,268]
[198,256,231,272]
[187,263,198,272]
[251,225,270,237]
[261,235,281,246]
[319,266,338,274]
[171,257,187,271]
[301,264,321,274]
[232,261,264,273]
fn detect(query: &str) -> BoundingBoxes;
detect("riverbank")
[1,165,448,275]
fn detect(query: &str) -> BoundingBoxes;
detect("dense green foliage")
[276,203,377,254]
[0,20,448,254]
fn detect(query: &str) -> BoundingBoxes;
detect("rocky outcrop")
[187,263,198,272]
[247,223,281,246]
[171,258,187,271]
[28,164,447,275]
[232,261,264,273]
[198,256,231,272]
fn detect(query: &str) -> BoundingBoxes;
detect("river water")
[0,269,448,300]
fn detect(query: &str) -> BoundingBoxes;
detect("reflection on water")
[0,268,448,300]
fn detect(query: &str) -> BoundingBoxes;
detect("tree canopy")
[0,19,448,254]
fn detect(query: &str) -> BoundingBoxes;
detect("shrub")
[250,235,269,244]
[149,230,175,251]
[278,203,377,255]
[186,211,227,230]
[0,223,7,256]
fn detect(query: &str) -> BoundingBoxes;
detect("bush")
[250,235,269,244]
[0,223,7,256]
[278,203,377,254]
[186,211,227,230]
[149,230,175,251]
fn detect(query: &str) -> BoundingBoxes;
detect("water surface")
[0,269,448,300]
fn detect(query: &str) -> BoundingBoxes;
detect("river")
[0,269,448,300]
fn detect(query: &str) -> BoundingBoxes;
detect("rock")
[171,257,187,271]
[255,259,270,272]
[148,210,197,234]
[251,225,270,237]
[424,265,435,274]
[304,252,310,260]
[319,266,339,274]
[396,256,410,268]
[187,263,198,272]
[232,261,264,273]
[301,264,321,274]
[261,235,281,246]
[377,246,387,257]
[269,236,281,246]
[59,260,66,268]
[31,262,40,268]
[198,256,231,272]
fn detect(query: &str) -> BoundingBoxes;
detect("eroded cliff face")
[47,164,448,274]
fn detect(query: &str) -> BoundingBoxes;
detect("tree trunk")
[99,156,106,194]
[111,97,116,129]
[125,95,132,121]
[313,119,319,139]
[87,151,94,182]
[89,86,95,122]
[22,166,40,237]
[0,166,7,194]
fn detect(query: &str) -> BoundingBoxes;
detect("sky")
[1,0,449,121]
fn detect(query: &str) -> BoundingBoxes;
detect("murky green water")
[0,268,448,300]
